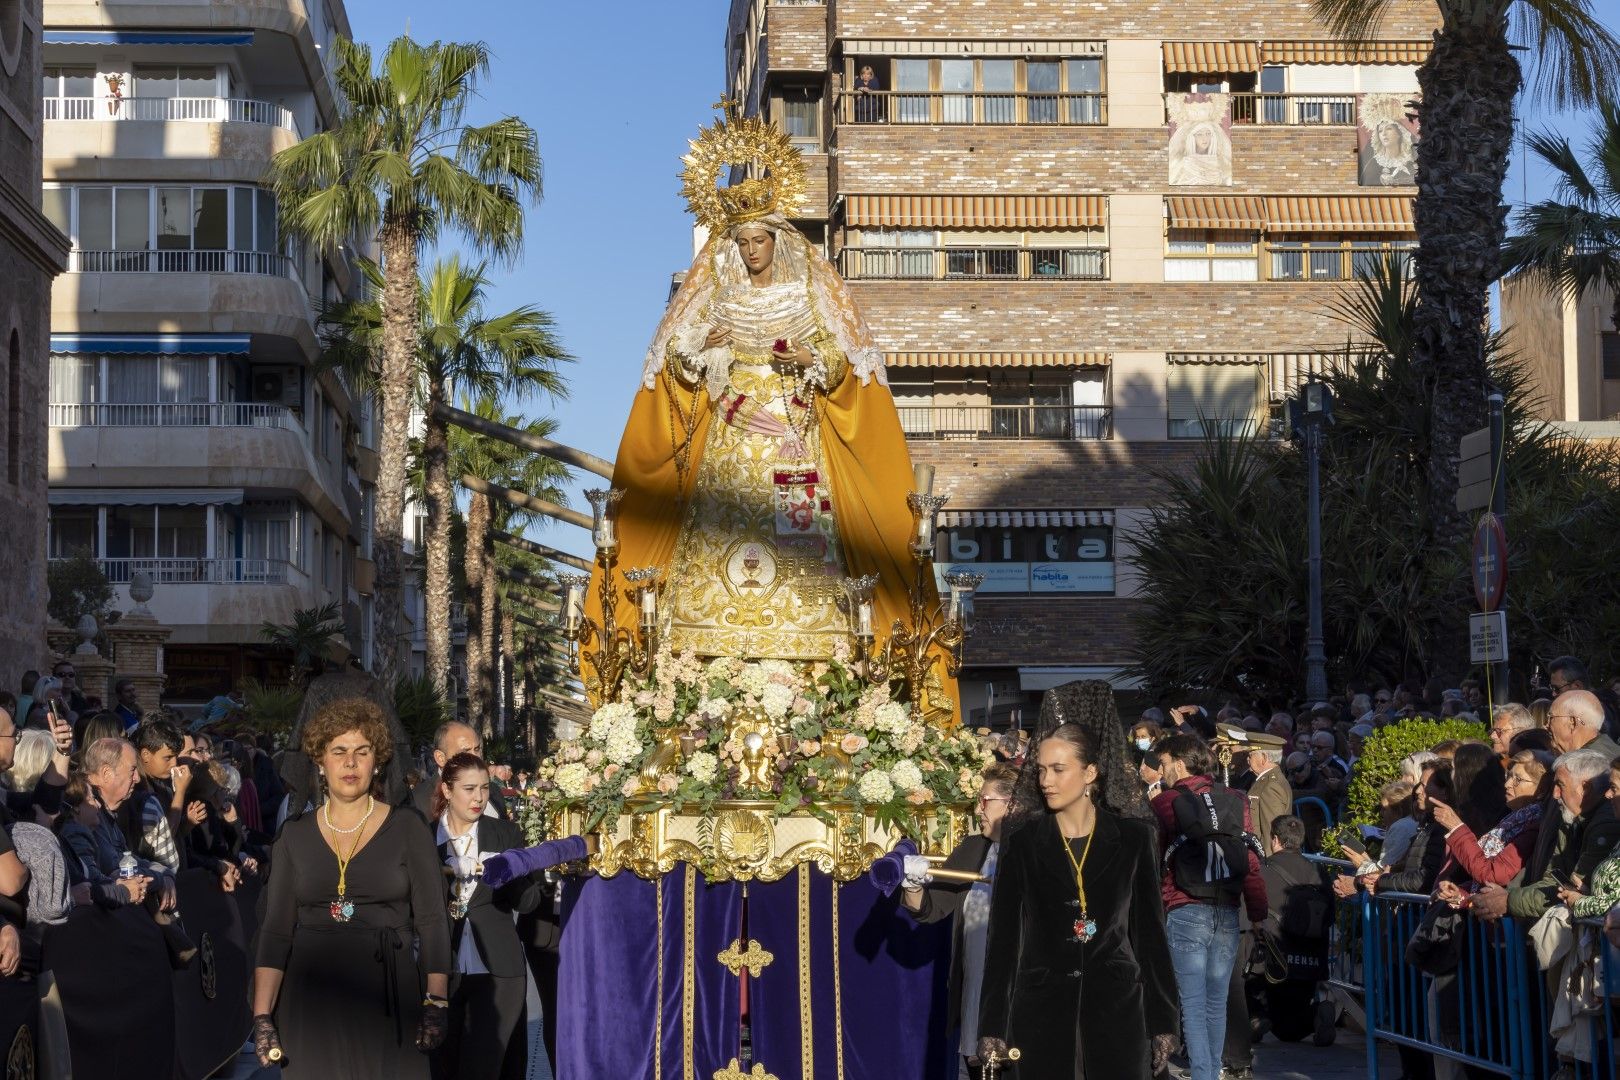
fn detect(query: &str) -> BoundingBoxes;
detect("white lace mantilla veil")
[640,215,886,390]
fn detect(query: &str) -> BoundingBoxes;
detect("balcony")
[837,90,1105,127]
[1266,242,1416,282]
[44,96,299,134]
[66,556,293,585]
[1164,93,1358,127]
[898,405,1113,441]
[839,246,1107,282]
[67,249,295,278]
[49,402,298,429]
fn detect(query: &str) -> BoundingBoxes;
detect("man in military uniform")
[1215,726,1293,1078]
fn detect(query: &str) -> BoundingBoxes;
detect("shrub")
[394,674,452,756]
[1345,717,1488,827]
[46,554,113,630]
[239,677,302,742]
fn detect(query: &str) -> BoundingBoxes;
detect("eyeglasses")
[976,795,1009,806]
[0,732,17,742]
[1548,714,1580,724]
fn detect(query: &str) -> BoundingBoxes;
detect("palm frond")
[1513,0,1620,111]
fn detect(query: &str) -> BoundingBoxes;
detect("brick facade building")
[723,0,1427,723]
[0,0,70,685]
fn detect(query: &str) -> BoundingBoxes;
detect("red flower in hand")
[773,338,790,354]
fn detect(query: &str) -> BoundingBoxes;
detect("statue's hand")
[703,325,732,350]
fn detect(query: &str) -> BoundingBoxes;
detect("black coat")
[978,809,1178,1079]
[437,816,543,980]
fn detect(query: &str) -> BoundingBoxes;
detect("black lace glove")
[1151,1032,1176,1074]
[253,1014,283,1066]
[975,1036,1011,1071]
[416,1000,449,1053]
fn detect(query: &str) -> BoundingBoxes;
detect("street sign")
[1471,513,1507,612]
[1469,611,1509,665]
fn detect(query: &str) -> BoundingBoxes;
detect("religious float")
[518,104,991,1080]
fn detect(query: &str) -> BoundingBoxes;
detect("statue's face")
[735,227,776,276]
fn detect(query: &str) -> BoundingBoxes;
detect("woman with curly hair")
[1005,679,1149,833]
[251,697,452,1077]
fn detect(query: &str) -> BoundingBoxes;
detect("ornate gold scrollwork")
[717,938,775,978]
[712,1060,777,1080]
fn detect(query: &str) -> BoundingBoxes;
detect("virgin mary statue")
[587,109,954,711]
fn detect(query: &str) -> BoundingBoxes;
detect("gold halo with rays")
[679,98,807,233]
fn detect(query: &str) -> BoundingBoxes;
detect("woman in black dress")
[976,724,1179,1079]
[431,752,541,1080]
[252,697,452,1076]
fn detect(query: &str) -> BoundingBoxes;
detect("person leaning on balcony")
[853,64,883,123]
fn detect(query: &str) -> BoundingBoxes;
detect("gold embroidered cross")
[712,1060,777,1080]
[717,937,775,978]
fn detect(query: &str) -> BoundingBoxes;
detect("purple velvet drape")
[556,868,742,1079]
[749,868,953,1080]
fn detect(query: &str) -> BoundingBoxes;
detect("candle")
[640,586,657,628]
[585,489,623,552]
[562,575,590,634]
[913,463,935,495]
[916,514,936,553]
[857,601,873,639]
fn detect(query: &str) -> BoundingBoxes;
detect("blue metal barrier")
[1350,894,1620,1080]
[1293,795,1336,828]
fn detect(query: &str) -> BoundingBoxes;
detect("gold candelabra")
[561,489,662,703]
[844,474,983,711]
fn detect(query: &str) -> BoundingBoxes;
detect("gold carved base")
[549,801,973,884]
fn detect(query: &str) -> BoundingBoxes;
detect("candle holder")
[841,574,879,645]
[907,492,948,557]
[567,537,660,703]
[585,488,625,553]
[943,570,985,629]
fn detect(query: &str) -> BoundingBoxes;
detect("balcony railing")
[68,249,294,277]
[839,246,1108,282]
[1165,93,1357,127]
[54,556,292,584]
[43,96,299,134]
[49,402,300,429]
[838,89,1106,126]
[898,405,1112,441]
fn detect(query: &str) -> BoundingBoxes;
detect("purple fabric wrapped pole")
[867,838,920,897]
[480,834,589,888]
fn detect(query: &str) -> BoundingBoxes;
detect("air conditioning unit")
[250,367,303,407]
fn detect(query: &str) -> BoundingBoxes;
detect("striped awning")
[1164,196,1266,231]
[45,30,256,46]
[1170,352,1348,400]
[843,39,1105,57]
[1162,42,1260,73]
[1265,195,1414,233]
[1261,40,1430,65]
[50,333,252,355]
[845,194,1106,229]
[887,351,1109,369]
[940,509,1115,528]
[48,487,244,506]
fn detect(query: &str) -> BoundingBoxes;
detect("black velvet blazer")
[977,809,1178,1080]
[436,815,542,980]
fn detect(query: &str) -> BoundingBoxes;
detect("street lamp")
[1287,380,1335,703]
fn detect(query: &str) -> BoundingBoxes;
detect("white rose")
[697,697,733,721]
[857,770,895,804]
[555,762,591,799]
[620,776,641,798]
[873,701,911,738]
[686,751,720,783]
[761,682,796,721]
[889,759,924,794]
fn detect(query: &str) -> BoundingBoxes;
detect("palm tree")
[261,601,345,686]
[326,256,569,696]
[1312,0,1620,585]
[451,398,570,734]
[268,36,542,683]
[1503,100,1620,331]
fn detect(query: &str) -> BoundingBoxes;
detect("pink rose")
[657,774,680,794]
[798,738,821,757]
[603,763,621,781]
[840,733,868,754]
[906,789,932,805]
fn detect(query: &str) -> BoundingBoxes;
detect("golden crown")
[680,99,807,233]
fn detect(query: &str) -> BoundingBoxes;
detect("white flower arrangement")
[760,682,796,721]
[554,762,591,799]
[686,750,719,783]
[857,770,895,803]
[889,759,924,794]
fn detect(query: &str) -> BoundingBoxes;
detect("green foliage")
[46,554,113,630]
[394,673,452,755]
[239,677,302,742]
[1127,259,1620,696]
[1345,717,1488,828]
[260,602,345,685]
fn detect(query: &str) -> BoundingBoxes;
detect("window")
[1065,58,1103,124]
[133,64,219,99]
[48,354,96,404]
[104,506,206,559]
[1166,71,1258,94]
[1603,332,1620,380]
[856,228,936,279]
[1268,236,1415,281]
[868,56,1105,125]
[105,356,210,404]
[42,66,95,118]
[990,370,1071,438]
[55,185,279,264]
[778,87,820,145]
[1165,230,1259,281]
[1167,363,1265,438]
[48,508,97,558]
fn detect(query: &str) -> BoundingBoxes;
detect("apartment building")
[0,0,72,682]
[725,0,1430,723]
[1500,277,1620,425]
[39,0,380,698]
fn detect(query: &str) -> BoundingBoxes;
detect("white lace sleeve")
[669,321,731,399]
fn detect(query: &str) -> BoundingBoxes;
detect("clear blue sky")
[337,0,1618,560]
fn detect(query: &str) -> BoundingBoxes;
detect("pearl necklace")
[323,795,375,835]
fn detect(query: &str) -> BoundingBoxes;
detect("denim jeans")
[1167,903,1241,1080]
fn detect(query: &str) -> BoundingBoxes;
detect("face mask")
[1135,737,1153,752]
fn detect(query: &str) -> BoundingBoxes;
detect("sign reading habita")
[938,512,1115,593]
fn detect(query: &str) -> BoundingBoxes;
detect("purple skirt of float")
[555,865,952,1079]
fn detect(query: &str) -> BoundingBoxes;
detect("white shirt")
[437,815,501,976]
